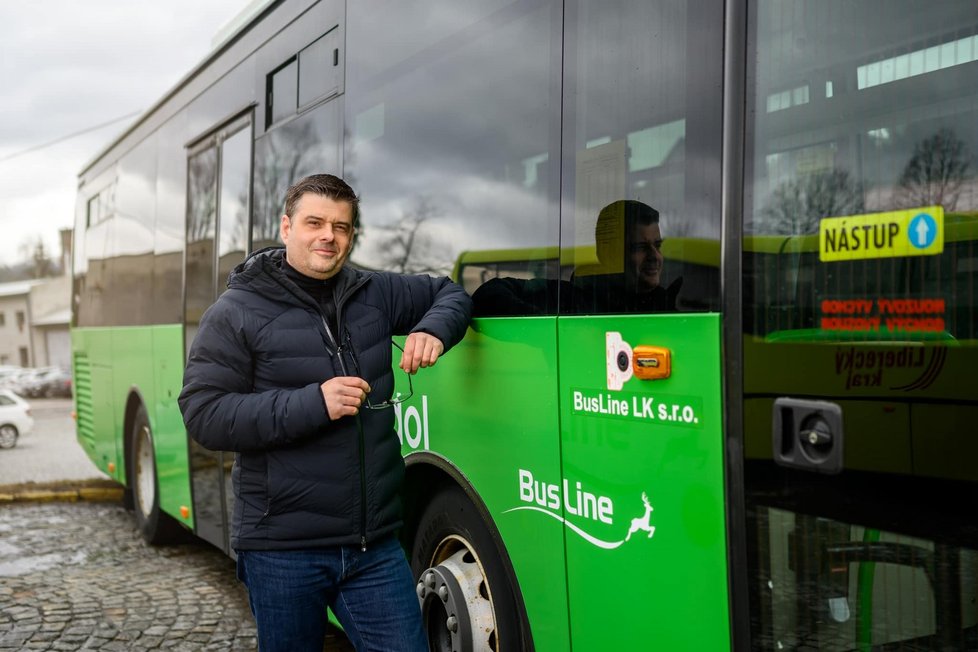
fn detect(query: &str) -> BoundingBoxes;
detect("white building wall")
[44,329,72,370]
[0,282,38,367]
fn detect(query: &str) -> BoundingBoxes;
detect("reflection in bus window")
[471,200,685,316]
[217,127,251,292]
[559,0,722,316]
[252,100,340,251]
[184,146,218,349]
[571,200,683,314]
[743,1,978,648]
[345,0,559,311]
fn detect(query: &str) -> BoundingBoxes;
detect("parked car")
[7,367,52,395]
[24,368,72,398]
[0,366,25,390]
[0,389,33,449]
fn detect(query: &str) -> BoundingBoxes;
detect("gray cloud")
[0,0,249,265]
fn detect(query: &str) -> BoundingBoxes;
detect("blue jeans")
[236,535,427,652]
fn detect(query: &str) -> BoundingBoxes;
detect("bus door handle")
[772,397,844,474]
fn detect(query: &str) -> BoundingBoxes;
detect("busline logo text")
[594,332,702,426]
[503,468,656,550]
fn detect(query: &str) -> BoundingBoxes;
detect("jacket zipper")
[273,263,372,551]
[327,276,371,552]
[323,314,368,552]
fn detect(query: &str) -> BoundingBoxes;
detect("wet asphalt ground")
[0,398,353,651]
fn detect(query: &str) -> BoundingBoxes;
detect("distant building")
[0,228,73,369]
[30,276,71,369]
[0,280,42,367]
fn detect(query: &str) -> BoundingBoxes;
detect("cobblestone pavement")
[0,397,354,651]
[0,501,352,651]
[0,501,255,651]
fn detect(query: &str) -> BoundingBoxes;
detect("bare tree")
[18,236,55,278]
[896,127,971,211]
[373,195,451,275]
[251,121,323,248]
[187,150,218,243]
[760,169,864,234]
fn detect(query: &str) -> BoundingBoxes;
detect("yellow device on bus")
[632,345,671,380]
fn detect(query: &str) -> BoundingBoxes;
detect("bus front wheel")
[129,405,184,545]
[411,485,526,652]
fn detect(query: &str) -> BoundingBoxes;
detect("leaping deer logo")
[625,492,656,542]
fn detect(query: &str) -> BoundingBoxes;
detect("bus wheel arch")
[402,457,534,651]
[124,395,184,545]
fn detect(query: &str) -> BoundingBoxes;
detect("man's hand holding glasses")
[320,376,371,418]
[328,333,444,415]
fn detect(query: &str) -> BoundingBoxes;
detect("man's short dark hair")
[284,174,360,226]
[593,200,659,264]
[598,199,659,232]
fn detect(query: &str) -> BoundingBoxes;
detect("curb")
[0,479,124,504]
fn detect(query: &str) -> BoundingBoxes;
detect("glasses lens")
[365,341,413,409]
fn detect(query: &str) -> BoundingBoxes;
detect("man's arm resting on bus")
[385,273,473,352]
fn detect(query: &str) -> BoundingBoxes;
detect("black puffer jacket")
[178,247,472,551]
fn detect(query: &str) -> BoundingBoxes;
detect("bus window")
[559,0,722,316]
[252,99,341,251]
[743,1,978,648]
[345,0,560,316]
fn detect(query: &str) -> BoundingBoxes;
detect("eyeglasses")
[340,335,414,410]
[366,341,414,409]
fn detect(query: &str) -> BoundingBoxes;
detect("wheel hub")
[135,425,155,517]
[417,546,496,652]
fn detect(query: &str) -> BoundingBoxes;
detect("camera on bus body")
[606,332,634,391]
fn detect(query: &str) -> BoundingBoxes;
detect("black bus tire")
[129,405,185,545]
[410,485,528,652]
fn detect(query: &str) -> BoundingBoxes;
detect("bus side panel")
[400,318,571,650]
[72,325,193,528]
[111,326,155,479]
[72,327,118,481]
[557,313,730,649]
[151,324,193,528]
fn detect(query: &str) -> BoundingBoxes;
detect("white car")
[0,389,33,449]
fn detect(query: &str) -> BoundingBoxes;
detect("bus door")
[184,114,252,553]
[740,1,978,648]
[555,1,730,648]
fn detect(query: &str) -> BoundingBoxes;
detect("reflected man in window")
[471,199,682,316]
[573,199,681,313]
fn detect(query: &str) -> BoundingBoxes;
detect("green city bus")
[71,0,977,648]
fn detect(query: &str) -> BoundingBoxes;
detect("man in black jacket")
[179,174,472,652]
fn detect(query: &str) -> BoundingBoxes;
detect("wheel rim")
[134,424,156,518]
[0,425,17,449]
[416,534,497,652]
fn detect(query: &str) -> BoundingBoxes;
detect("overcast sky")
[0,0,253,268]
